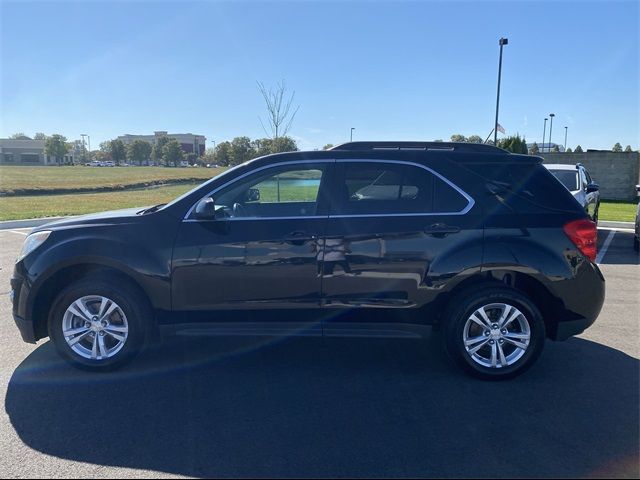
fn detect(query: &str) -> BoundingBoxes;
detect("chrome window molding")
[183,158,475,221]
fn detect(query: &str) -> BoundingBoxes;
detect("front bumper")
[10,270,36,344]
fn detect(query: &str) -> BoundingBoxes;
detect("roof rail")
[330,141,508,154]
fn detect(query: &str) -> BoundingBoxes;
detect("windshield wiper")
[138,203,166,215]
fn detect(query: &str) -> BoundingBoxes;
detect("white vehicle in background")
[544,163,600,223]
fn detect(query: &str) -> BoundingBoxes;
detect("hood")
[34,206,150,231]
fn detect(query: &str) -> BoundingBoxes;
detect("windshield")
[549,169,579,191]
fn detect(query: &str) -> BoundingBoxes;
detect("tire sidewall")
[445,287,545,380]
[49,278,148,371]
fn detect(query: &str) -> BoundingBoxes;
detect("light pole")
[494,37,508,145]
[548,113,555,152]
[81,134,91,160]
[350,127,355,142]
[80,134,87,162]
[542,118,547,153]
[564,126,568,152]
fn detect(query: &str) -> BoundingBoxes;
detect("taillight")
[564,219,597,262]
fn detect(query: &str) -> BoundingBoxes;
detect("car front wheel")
[49,276,149,371]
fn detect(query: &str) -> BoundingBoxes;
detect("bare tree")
[257,80,299,141]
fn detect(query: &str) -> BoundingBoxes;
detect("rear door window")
[332,161,470,215]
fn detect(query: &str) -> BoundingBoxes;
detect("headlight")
[16,231,51,263]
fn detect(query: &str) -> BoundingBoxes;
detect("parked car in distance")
[544,163,600,223]
[634,185,639,252]
[11,142,605,379]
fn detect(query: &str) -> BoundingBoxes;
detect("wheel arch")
[31,263,156,341]
[432,269,563,339]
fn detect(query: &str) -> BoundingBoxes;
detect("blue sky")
[1,0,638,151]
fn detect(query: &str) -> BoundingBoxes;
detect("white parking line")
[8,230,28,236]
[596,229,616,264]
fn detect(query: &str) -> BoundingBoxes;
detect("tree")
[109,139,126,165]
[257,80,299,149]
[612,142,623,152]
[433,139,443,142]
[271,136,298,153]
[574,145,584,153]
[214,141,232,166]
[497,134,528,154]
[322,144,334,150]
[565,147,573,153]
[127,140,152,166]
[552,145,560,152]
[163,139,184,167]
[33,132,47,140]
[185,152,198,166]
[529,142,540,155]
[466,135,483,144]
[44,134,70,166]
[9,132,30,139]
[251,138,273,158]
[201,148,217,165]
[450,134,467,143]
[151,135,170,165]
[624,145,633,153]
[230,136,254,165]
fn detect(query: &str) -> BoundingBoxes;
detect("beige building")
[117,131,206,156]
[0,138,74,165]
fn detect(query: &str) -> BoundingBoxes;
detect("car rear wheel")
[444,286,545,380]
[49,277,149,371]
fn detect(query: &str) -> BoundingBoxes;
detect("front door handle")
[283,231,317,244]
[424,223,461,237]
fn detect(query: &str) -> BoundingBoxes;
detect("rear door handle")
[424,223,461,236]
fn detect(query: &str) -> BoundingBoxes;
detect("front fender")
[20,230,172,320]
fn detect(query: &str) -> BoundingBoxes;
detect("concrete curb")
[0,216,68,230]
[599,220,635,229]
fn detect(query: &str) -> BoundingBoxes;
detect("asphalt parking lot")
[0,227,638,478]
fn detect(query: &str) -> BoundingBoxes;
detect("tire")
[48,276,150,371]
[443,286,545,380]
[634,235,639,252]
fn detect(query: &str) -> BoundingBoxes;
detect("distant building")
[0,138,74,165]
[527,142,565,152]
[117,131,206,156]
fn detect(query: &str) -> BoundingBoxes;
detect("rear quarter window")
[466,163,584,214]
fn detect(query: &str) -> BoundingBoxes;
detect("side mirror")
[586,183,599,193]
[194,198,217,220]
[245,188,260,202]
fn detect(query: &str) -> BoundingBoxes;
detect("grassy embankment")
[0,166,223,221]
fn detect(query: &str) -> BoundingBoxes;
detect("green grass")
[599,201,637,223]
[0,184,199,221]
[0,165,225,194]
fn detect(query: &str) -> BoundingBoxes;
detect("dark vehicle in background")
[544,163,600,223]
[11,142,605,379]
[634,185,639,252]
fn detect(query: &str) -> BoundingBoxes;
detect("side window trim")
[183,159,335,221]
[330,159,475,217]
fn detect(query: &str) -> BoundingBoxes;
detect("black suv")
[11,142,605,379]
